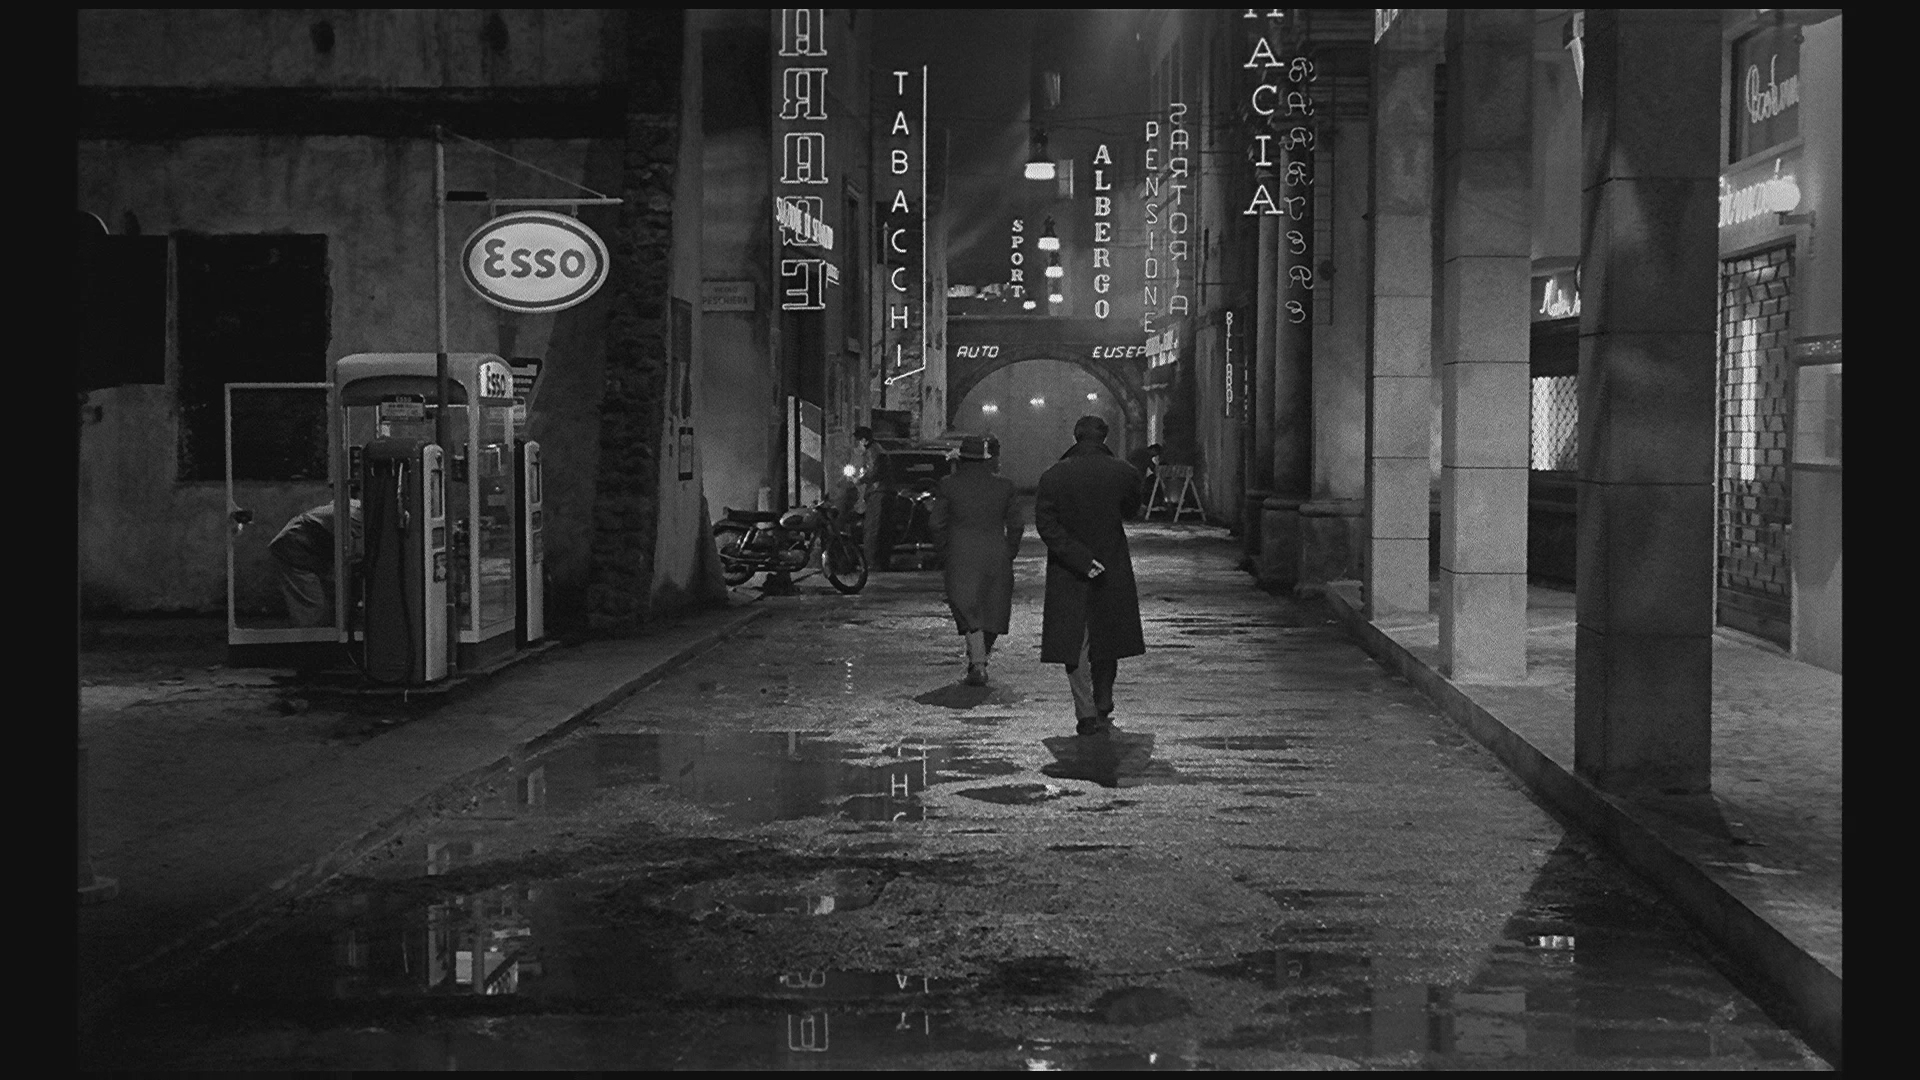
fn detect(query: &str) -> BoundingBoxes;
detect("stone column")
[1437,9,1531,681]
[588,9,686,633]
[1300,77,1371,592]
[1260,130,1314,591]
[1573,10,1721,794]
[1244,197,1278,561]
[1365,11,1442,619]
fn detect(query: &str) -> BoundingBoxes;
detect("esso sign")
[460,210,610,314]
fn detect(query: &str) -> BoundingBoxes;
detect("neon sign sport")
[461,211,611,314]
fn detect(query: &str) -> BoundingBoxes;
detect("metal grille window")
[1530,375,1578,471]
[1716,245,1794,646]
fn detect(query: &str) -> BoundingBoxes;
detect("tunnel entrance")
[949,358,1129,491]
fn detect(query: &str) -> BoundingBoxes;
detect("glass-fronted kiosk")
[227,352,544,682]
[336,353,534,675]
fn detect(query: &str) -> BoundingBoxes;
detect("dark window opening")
[77,235,167,391]
[702,25,769,135]
[175,234,330,482]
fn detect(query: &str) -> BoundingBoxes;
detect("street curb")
[1320,586,1841,1069]
[79,603,771,1033]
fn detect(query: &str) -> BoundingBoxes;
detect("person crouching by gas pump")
[269,498,362,628]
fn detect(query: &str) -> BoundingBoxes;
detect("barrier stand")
[1146,465,1206,523]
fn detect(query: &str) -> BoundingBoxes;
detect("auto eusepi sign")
[460,210,610,314]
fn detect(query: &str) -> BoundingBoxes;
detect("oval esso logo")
[460,211,610,314]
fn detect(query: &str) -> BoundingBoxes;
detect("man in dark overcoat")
[930,435,1024,686]
[1034,415,1145,735]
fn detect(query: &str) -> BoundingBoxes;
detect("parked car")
[867,438,954,570]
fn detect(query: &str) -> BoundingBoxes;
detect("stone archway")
[950,358,1136,489]
[946,317,1150,453]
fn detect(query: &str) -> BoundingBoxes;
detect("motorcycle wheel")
[823,534,869,594]
[713,524,756,586]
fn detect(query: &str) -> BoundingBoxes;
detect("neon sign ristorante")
[775,8,837,312]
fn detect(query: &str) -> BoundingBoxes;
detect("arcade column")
[1573,9,1721,794]
[1437,9,1532,682]
[1365,10,1442,619]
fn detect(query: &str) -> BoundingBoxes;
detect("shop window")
[1529,375,1577,472]
[175,234,330,482]
[77,234,166,391]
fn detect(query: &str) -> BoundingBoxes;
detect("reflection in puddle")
[954,782,1079,806]
[491,731,1022,826]
[1175,734,1308,752]
[912,682,1025,709]
[1039,732,1173,788]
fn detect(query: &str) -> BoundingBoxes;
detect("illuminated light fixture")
[1048,291,1064,304]
[1045,257,1064,279]
[1022,299,1037,310]
[981,403,999,414]
[1086,392,1098,401]
[1029,396,1046,407]
[1037,216,1059,252]
[1025,129,1056,181]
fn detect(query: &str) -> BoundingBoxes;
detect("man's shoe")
[1076,716,1111,737]
[964,665,989,687]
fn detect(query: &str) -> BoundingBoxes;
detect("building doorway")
[1716,245,1795,646]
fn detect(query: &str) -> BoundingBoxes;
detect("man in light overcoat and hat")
[1034,415,1145,735]
[929,434,1024,686]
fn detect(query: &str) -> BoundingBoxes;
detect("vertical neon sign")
[777,9,836,311]
[1091,146,1112,319]
[882,66,928,385]
[1241,11,1315,326]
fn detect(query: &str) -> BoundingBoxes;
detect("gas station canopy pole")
[434,125,455,672]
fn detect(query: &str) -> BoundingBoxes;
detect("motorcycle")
[713,500,869,594]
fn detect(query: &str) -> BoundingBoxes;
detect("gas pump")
[336,353,525,673]
[515,439,544,646]
[359,437,449,685]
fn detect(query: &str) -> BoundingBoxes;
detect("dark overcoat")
[930,460,1023,635]
[1034,441,1145,664]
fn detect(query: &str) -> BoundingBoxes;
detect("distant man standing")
[1034,415,1145,736]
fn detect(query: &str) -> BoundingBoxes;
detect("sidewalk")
[77,600,771,1033]
[1322,579,1841,1065]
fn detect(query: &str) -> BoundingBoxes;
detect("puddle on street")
[88,778,1828,1070]
[1175,733,1310,752]
[953,782,1080,806]
[467,730,1027,827]
[1039,732,1176,788]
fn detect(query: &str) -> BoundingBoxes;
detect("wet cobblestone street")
[83,525,1830,1070]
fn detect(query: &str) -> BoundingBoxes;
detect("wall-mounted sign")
[477,359,515,399]
[1373,9,1399,43]
[1090,147,1113,319]
[1008,218,1026,299]
[881,65,928,386]
[775,8,837,313]
[1531,266,1581,322]
[1719,146,1803,250]
[1142,102,1193,333]
[701,280,756,312]
[460,211,610,314]
[1731,23,1801,162]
